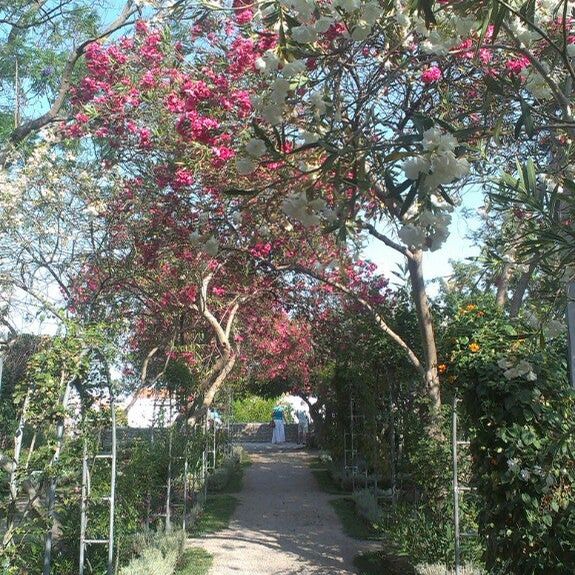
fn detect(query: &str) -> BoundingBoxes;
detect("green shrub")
[353,489,384,525]
[119,530,184,575]
[450,301,575,574]
[232,394,295,422]
[415,564,484,575]
[207,452,241,491]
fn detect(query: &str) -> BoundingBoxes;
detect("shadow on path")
[189,447,378,575]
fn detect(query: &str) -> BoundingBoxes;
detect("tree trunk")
[407,249,441,422]
[186,351,237,427]
[495,261,512,308]
[509,258,538,318]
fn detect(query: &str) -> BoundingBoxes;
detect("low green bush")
[352,489,384,525]
[207,452,241,491]
[415,564,484,575]
[232,395,293,422]
[119,530,184,575]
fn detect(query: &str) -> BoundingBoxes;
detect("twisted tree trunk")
[407,249,441,424]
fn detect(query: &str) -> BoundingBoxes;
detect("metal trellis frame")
[344,395,364,490]
[43,378,74,575]
[79,388,117,575]
[452,396,478,575]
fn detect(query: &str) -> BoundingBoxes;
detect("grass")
[221,457,251,494]
[329,497,382,541]
[175,547,213,575]
[191,493,239,536]
[354,550,417,575]
[190,453,248,536]
[309,458,348,495]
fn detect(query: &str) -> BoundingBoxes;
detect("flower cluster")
[281,192,334,228]
[497,357,537,381]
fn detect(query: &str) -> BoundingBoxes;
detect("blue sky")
[363,187,485,289]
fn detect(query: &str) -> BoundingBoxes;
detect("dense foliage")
[450,300,575,574]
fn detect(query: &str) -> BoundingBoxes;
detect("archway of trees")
[0,1,574,574]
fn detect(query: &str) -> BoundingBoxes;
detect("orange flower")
[469,343,480,353]
[438,363,448,374]
[465,304,477,312]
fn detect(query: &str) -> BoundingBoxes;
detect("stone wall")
[101,423,300,448]
[230,422,299,443]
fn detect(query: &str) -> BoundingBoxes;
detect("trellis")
[3,365,236,575]
[452,396,478,575]
[343,395,381,492]
[79,388,117,575]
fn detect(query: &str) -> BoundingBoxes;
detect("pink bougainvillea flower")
[421,66,442,84]
[506,56,530,75]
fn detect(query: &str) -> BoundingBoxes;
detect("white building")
[121,388,179,428]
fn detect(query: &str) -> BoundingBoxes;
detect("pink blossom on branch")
[421,66,442,84]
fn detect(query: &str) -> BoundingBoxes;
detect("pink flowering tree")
[63,19,408,419]
[163,0,575,425]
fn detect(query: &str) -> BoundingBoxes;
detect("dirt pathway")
[191,445,374,575]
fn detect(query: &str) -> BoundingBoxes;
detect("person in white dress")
[271,405,285,444]
[294,401,309,445]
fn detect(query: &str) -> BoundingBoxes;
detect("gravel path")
[190,444,374,575]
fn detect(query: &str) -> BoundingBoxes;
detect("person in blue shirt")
[271,404,285,444]
[208,407,222,429]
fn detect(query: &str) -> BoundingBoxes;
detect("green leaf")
[475,3,494,59]
[399,181,419,218]
[519,0,536,23]
[520,98,535,138]
[491,2,509,42]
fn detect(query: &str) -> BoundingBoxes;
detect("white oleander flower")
[454,15,479,37]
[509,17,541,46]
[394,11,410,29]
[282,59,306,77]
[309,91,327,113]
[522,69,554,100]
[422,127,458,153]
[291,0,315,20]
[402,156,430,180]
[429,226,450,251]
[300,130,320,144]
[203,236,219,256]
[270,77,291,103]
[421,30,452,55]
[245,138,267,158]
[361,2,380,25]
[351,22,371,41]
[398,223,426,248]
[261,104,283,125]
[292,24,318,43]
[426,152,470,188]
[333,0,360,12]
[314,15,335,33]
[236,157,257,175]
